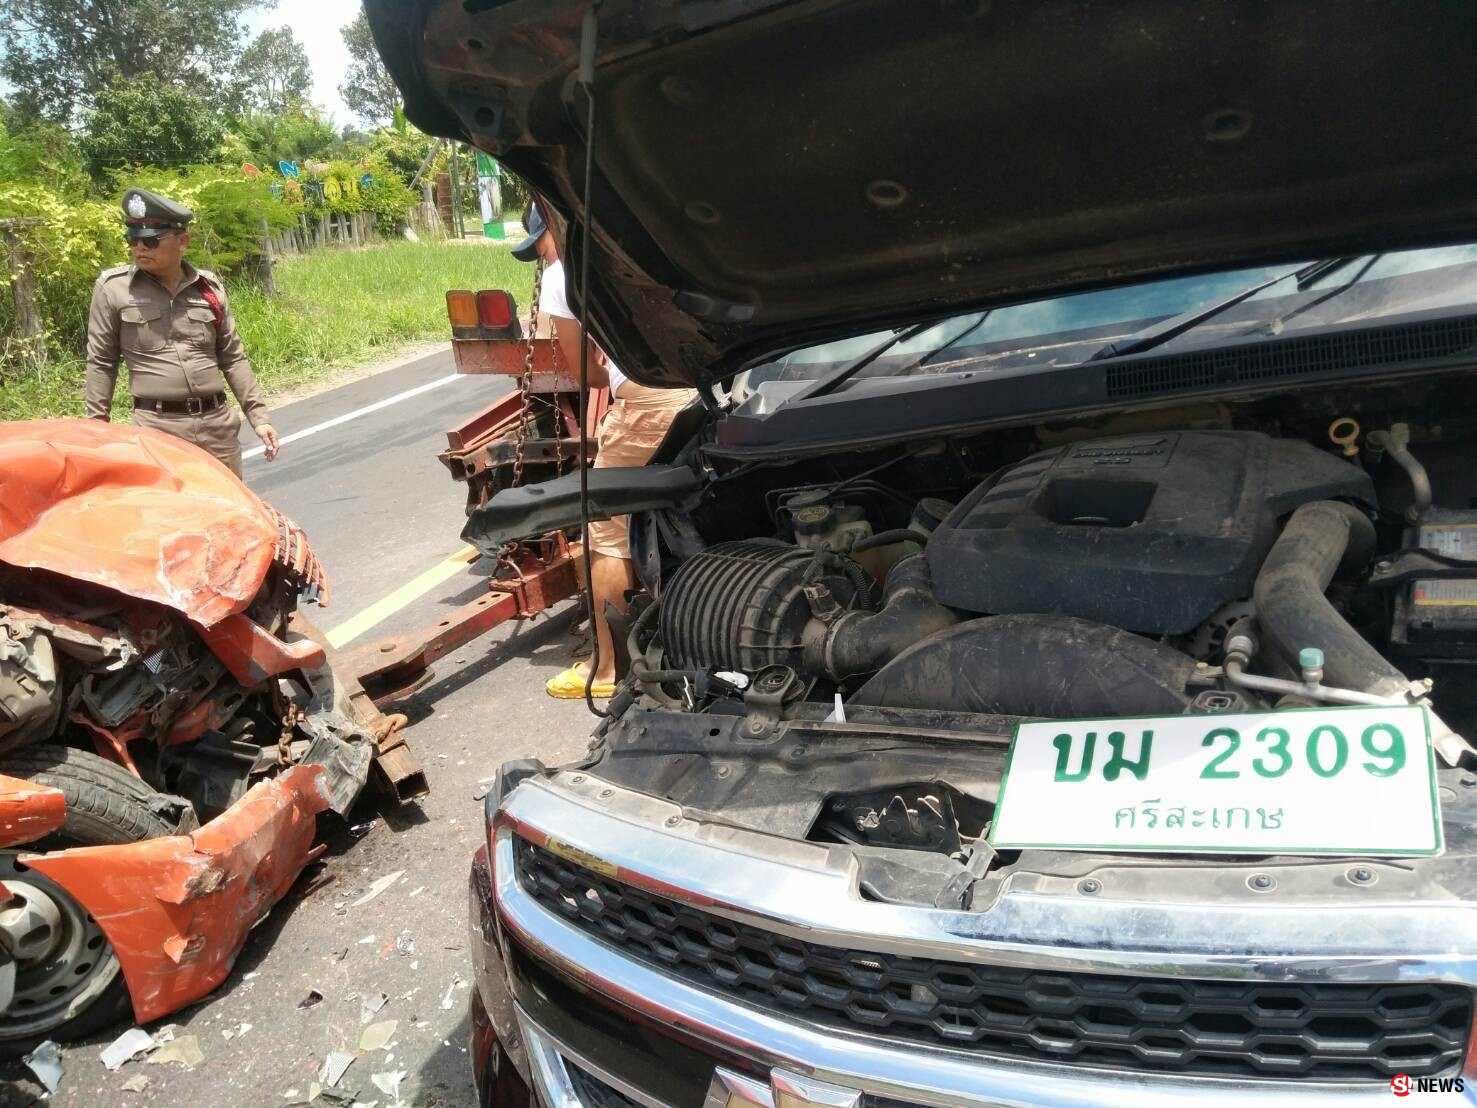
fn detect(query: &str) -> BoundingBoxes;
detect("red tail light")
[476,290,515,329]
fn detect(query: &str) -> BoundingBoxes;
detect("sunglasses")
[127,233,178,248]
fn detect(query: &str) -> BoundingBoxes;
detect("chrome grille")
[516,838,1470,1082]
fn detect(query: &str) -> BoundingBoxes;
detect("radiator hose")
[1251,500,1408,699]
[807,555,958,682]
[851,613,1197,716]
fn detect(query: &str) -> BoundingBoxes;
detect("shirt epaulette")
[97,265,131,283]
[195,269,223,290]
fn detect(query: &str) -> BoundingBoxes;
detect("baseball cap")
[511,204,547,262]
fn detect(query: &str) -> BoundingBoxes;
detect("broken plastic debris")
[350,820,376,835]
[298,988,325,1009]
[321,1050,355,1087]
[407,886,424,899]
[153,1024,179,1043]
[440,976,462,1010]
[148,1034,204,1069]
[361,992,389,1022]
[309,1081,323,1102]
[358,934,376,944]
[101,1027,157,1070]
[825,692,846,722]
[316,1090,358,1107]
[350,870,404,908]
[395,933,416,956]
[121,1073,151,1093]
[359,1020,397,1052]
[23,1039,63,1094]
[237,1022,253,1037]
[371,1071,407,1099]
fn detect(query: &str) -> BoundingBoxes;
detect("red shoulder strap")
[195,278,225,327]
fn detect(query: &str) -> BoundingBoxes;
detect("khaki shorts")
[132,402,245,477]
[587,384,695,557]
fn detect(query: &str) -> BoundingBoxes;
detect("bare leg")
[574,551,633,685]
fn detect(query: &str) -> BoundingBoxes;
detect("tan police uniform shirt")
[84,262,269,428]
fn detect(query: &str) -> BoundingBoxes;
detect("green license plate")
[988,705,1441,856]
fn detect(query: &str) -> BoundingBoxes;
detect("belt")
[133,392,227,416]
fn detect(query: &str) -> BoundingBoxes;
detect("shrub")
[0,181,122,360]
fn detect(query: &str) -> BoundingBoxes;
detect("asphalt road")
[2,349,601,1107]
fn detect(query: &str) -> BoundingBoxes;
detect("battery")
[1392,510,1477,657]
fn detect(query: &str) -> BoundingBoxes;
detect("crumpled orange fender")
[0,774,66,850]
[193,611,326,687]
[22,765,331,1024]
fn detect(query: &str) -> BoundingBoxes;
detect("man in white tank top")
[513,204,696,698]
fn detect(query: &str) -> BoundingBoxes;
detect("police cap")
[122,188,193,241]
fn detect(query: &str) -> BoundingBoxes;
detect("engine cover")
[926,431,1373,634]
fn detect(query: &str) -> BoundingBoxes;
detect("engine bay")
[578,372,1477,904]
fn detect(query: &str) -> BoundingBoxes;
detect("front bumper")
[469,771,1477,1107]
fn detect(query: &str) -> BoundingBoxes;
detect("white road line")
[244,373,464,459]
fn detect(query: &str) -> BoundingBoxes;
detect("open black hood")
[367,0,1477,390]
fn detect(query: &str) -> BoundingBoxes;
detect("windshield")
[735,243,1477,405]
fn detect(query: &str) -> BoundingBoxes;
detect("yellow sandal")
[545,665,616,700]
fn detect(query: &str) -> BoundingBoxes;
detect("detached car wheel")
[0,745,175,1058]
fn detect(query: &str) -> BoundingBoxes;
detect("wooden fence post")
[1,217,44,366]
[253,217,277,295]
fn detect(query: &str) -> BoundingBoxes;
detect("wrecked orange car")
[0,420,410,1055]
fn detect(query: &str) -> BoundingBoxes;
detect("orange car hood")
[0,420,278,627]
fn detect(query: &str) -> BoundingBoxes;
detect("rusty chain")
[277,703,301,766]
[509,258,544,491]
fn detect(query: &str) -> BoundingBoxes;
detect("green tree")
[79,79,224,176]
[0,121,90,195]
[338,10,400,128]
[0,0,268,123]
[228,105,338,167]
[233,25,312,115]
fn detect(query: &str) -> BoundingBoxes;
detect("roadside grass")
[0,240,530,422]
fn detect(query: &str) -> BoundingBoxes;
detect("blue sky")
[244,0,363,126]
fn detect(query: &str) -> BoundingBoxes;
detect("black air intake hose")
[852,614,1196,717]
[811,555,958,681]
[1252,500,1408,698]
[659,541,865,672]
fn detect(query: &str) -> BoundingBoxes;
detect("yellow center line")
[325,545,480,649]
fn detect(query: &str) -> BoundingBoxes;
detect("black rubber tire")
[0,744,174,1058]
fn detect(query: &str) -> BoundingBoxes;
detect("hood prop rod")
[576,3,609,718]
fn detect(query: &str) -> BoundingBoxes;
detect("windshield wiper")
[789,319,940,403]
[1084,258,1356,362]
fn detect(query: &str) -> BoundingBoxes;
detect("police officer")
[85,188,279,476]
